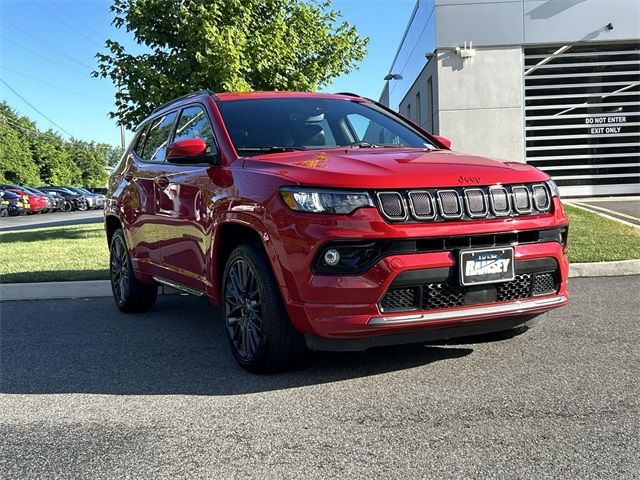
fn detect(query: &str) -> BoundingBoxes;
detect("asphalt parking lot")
[0,210,103,233]
[1,276,639,479]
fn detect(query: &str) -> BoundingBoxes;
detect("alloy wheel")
[224,258,264,361]
[110,236,130,305]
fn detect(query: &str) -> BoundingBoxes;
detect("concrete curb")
[2,260,639,301]
[568,259,640,278]
[0,280,180,302]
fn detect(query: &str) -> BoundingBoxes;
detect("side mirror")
[433,135,452,149]
[166,138,216,164]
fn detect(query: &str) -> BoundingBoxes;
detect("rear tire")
[222,243,305,373]
[109,229,157,313]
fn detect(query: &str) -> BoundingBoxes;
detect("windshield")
[217,97,436,155]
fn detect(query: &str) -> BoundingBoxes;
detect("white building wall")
[435,46,525,162]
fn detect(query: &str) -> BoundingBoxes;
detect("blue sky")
[0,0,415,147]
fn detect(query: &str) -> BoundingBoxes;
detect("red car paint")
[7,188,48,213]
[106,91,568,348]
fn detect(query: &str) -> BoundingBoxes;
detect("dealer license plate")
[459,247,515,286]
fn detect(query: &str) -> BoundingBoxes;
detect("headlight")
[546,179,560,198]
[280,187,374,214]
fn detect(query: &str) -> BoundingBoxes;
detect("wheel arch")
[210,218,288,308]
[105,214,122,248]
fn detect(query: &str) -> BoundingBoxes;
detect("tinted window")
[217,98,435,155]
[132,125,149,158]
[141,111,178,163]
[174,106,217,153]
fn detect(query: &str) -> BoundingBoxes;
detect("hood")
[241,148,549,189]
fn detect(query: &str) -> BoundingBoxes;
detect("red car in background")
[0,185,48,213]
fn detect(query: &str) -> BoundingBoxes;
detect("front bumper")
[272,199,569,343]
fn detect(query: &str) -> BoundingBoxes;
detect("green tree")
[30,134,82,186]
[0,122,40,185]
[95,0,368,129]
[97,142,123,168]
[0,103,41,184]
[67,140,109,187]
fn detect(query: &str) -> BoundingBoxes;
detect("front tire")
[222,243,305,373]
[110,229,157,313]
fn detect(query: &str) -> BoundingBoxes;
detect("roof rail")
[151,89,219,115]
[335,91,361,98]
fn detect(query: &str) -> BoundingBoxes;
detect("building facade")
[380,0,640,197]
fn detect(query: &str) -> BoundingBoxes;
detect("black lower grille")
[497,274,532,301]
[379,263,559,312]
[532,272,557,296]
[423,282,465,309]
[380,287,417,312]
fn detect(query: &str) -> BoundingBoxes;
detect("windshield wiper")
[341,142,411,149]
[236,146,307,154]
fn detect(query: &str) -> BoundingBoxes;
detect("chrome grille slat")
[375,183,551,222]
[532,183,551,211]
[489,187,510,216]
[408,191,435,220]
[512,186,533,213]
[464,188,488,218]
[437,190,463,219]
[377,192,406,220]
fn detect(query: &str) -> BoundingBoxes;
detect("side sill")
[152,276,205,297]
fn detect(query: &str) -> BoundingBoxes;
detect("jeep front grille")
[376,183,551,222]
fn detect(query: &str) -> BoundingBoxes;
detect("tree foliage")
[0,101,115,187]
[95,0,369,129]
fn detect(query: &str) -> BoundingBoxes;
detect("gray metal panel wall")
[388,0,437,111]
[524,0,640,44]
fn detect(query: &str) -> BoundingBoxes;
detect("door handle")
[123,172,133,182]
[154,175,170,189]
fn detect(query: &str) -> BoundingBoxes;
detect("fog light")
[324,249,341,266]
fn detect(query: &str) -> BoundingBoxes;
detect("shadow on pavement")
[0,295,472,396]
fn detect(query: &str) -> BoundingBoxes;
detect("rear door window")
[141,111,178,163]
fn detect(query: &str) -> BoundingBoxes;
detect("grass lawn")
[0,224,109,283]
[0,206,639,283]
[564,204,640,263]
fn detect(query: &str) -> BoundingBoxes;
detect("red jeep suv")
[105,90,569,372]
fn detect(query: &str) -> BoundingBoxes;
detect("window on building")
[406,103,412,121]
[415,92,422,126]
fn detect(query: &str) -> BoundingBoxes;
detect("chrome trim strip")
[436,189,463,219]
[153,276,205,296]
[407,190,436,220]
[376,191,407,221]
[369,295,567,326]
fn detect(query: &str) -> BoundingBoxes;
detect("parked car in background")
[0,189,28,216]
[64,186,106,210]
[0,196,7,217]
[86,187,107,195]
[0,184,48,214]
[30,187,65,212]
[39,187,87,212]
